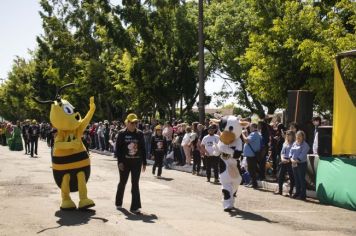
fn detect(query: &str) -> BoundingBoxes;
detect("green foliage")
[1,0,355,121]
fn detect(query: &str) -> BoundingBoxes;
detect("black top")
[28,124,40,138]
[22,125,30,139]
[115,128,147,165]
[151,135,168,155]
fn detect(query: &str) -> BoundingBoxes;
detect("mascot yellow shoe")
[33,83,95,210]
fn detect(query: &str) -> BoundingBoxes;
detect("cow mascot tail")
[212,115,249,212]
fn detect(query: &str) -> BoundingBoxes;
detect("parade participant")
[151,125,167,177]
[212,115,249,211]
[290,131,310,200]
[33,83,96,210]
[22,119,31,154]
[275,130,295,196]
[201,125,220,183]
[8,121,23,151]
[28,120,40,157]
[115,113,147,214]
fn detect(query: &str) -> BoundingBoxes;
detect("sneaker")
[274,191,282,195]
[224,208,233,212]
[130,208,141,214]
[214,179,220,184]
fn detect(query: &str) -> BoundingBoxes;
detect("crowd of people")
[1,113,324,204]
[0,120,56,157]
[84,114,324,201]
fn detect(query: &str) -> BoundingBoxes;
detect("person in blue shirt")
[275,130,295,196]
[242,123,261,189]
[290,130,310,200]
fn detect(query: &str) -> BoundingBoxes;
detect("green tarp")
[316,157,356,210]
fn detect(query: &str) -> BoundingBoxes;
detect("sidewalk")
[90,149,317,198]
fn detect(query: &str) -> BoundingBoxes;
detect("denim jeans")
[293,162,307,198]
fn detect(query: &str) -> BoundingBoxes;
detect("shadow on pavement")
[37,209,108,234]
[156,177,174,181]
[117,208,158,223]
[229,208,278,223]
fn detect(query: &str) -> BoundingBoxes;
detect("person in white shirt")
[162,121,173,152]
[181,126,192,165]
[201,125,220,183]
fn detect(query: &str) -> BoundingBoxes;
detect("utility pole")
[198,0,205,123]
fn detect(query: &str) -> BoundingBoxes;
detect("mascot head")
[212,115,249,145]
[33,83,82,131]
[211,115,250,156]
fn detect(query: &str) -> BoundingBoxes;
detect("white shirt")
[201,134,220,156]
[181,133,191,146]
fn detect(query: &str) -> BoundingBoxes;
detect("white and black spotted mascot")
[212,115,249,211]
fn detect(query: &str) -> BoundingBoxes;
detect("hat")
[125,113,138,123]
[155,125,162,130]
[32,119,37,124]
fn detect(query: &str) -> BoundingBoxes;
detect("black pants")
[1,134,6,146]
[30,137,38,157]
[270,147,278,175]
[115,159,142,211]
[167,140,172,152]
[246,156,258,187]
[257,146,268,180]
[206,156,219,181]
[192,150,201,173]
[174,146,183,165]
[278,162,295,194]
[153,152,164,176]
[24,138,30,154]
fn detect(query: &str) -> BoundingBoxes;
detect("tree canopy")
[0,0,355,121]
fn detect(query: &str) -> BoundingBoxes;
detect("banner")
[332,61,356,155]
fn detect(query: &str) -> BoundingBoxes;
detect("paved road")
[0,141,355,236]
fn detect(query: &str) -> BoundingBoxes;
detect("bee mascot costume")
[212,115,249,211]
[33,83,96,210]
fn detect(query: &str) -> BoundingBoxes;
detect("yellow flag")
[332,61,356,155]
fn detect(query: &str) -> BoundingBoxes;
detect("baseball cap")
[125,113,138,123]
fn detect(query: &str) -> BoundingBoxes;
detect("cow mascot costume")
[212,115,249,212]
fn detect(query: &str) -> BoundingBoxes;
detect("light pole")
[198,0,205,123]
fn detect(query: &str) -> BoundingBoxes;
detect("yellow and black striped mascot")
[33,83,95,210]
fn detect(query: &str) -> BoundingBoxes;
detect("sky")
[0,0,236,107]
